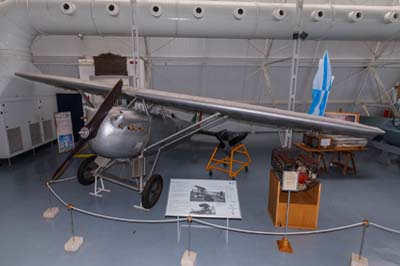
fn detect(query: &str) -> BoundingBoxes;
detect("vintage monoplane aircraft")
[15,73,384,209]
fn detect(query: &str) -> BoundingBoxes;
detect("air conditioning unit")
[0,97,57,159]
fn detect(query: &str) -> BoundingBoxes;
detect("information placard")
[281,171,299,192]
[165,179,241,219]
[54,112,75,153]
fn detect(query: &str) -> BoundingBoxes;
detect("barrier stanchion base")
[181,250,197,266]
[43,207,59,219]
[64,236,83,252]
[350,252,368,266]
[277,237,293,253]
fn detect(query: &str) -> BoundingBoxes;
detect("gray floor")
[0,133,399,266]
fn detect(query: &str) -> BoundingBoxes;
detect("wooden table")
[294,143,368,175]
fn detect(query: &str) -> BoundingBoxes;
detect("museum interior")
[1,0,400,265]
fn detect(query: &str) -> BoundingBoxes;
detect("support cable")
[68,204,76,240]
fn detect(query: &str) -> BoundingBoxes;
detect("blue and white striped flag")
[308,50,334,116]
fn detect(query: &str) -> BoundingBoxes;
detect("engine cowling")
[88,107,150,158]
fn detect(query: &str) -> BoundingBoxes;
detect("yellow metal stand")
[206,143,251,179]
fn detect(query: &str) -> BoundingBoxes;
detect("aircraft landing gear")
[141,174,163,209]
[77,156,98,186]
[76,154,163,209]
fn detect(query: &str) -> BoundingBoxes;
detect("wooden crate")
[268,170,321,230]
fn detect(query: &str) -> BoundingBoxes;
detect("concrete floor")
[0,133,399,266]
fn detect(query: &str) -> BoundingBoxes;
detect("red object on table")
[298,172,308,184]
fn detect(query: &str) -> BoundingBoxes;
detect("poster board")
[54,112,75,153]
[165,179,242,219]
[281,171,299,192]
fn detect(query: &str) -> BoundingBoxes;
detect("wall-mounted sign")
[54,112,74,153]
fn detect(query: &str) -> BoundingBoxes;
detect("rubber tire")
[77,156,98,186]
[141,174,163,209]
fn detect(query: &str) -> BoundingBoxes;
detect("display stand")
[268,170,321,230]
[64,205,83,252]
[177,216,181,242]
[43,184,59,219]
[180,216,197,266]
[64,236,84,252]
[276,170,298,253]
[226,218,229,244]
[206,143,251,179]
[277,189,293,253]
[181,250,197,266]
[351,221,369,266]
[351,252,368,266]
[167,178,241,246]
[43,207,59,219]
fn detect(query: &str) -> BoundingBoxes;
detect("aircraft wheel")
[141,174,163,209]
[245,166,249,173]
[209,170,213,176]
[77,156,98,186]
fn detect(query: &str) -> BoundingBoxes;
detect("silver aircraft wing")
[15,72,384,137]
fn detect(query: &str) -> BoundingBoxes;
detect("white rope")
[192,218,363,236]
[47,184,69,206]
[47,182,184,224]
[47,178,400,237]
[72,206,185,224]
[48,176,77,184]
[370,222,400,235]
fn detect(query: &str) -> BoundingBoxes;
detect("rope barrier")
[47,183,69,206]
[47,184,185,224]
[370,222,400,235]
[46,178,400,237]
[192,218,364,236]
[72,206,186,224]
[48,176,77,184]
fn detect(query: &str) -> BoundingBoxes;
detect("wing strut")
[143,112,228,178]
[144,112,224,152]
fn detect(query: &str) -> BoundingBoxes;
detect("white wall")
[32,36,400,123]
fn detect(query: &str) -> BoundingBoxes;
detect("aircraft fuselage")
[88,107,190,158]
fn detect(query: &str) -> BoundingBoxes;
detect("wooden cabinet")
[268,170,321,230]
